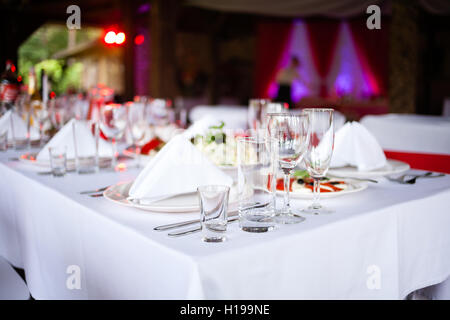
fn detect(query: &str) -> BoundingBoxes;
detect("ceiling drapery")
[186,0,450,17]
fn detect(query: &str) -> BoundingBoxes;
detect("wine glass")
[127,102,151,168]
[31,99,50,146]
[301,108,334,214]
[267,113,310,224]
[248,99,270,132]
[99,103,128,169]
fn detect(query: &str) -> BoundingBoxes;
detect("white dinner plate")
[103,181,248,213]
[277,179,368,199]
[328,159,410,179]
[19,152,112,170]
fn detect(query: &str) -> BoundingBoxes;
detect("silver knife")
[168,216,239,237]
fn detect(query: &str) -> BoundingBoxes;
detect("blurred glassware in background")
[127,101,152,168]
[248,99,270,132]
[48,146,67,177]
[302,108,335,215]
[99,103,127,169]
[150,98,171,126]
[72,119,99,174]
[9,106,31,150]
[237,136,277,232]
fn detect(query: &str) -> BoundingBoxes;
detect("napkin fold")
[36,119,113,161]
[330,121,387,171]
[0,110,39,141]
[129,134,233,203]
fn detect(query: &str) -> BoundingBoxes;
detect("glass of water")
[72,119,99,174]
[49,146,67,177]
[197,185,230,243]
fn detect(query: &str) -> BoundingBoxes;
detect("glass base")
[202,236,226,243]
[275,211,306,224]
[301,204,334,215]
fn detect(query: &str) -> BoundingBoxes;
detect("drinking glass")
[10,106,31,150]
[72,120,99,174]
[302,108,334,214]
[237,136,277,232]
[248,99,270,131]
[31,100,50,146]
[127,102,151,168]
[150,99,170,126]
[197,185,230,243]
[49,146,67,177]
[99,103,128,169]
[267,113,310,224]
[0,131,7,151]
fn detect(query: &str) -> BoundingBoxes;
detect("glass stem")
[283,169,291,214]
[136,145,141,169]
[111,138,117,169]
[312,177,321,209]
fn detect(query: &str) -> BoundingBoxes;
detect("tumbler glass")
[237,136,277,233]
[72,120,99,174]
[49,146,67,177]
[197,185,230,243]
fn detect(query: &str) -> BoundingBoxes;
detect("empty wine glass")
[248,99,270,132]
[302,108,334,214]
[127,102,151,168]
[31,100,50,146]
[99,103,128,169]
[267,113,310,224]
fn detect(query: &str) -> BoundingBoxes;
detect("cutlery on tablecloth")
[154,202,269,232]
[387,172,445,184]
[168,216,239,237]
[80,186,109,194]
[89,193,104,198]
[326,175,378,183]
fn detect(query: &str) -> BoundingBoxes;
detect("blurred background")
[1,0,450,119]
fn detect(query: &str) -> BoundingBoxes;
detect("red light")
[11,65,16,73]
[104,31,116,44]
[134,34,144,45]
[17,75,22,82]
[50,91,56,99]
[115,32,126,44]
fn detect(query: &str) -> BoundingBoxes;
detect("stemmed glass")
[267,113,310,224]
[302,108,334,214]
[32,100,50,146]
[248,99,270,132]
[127,102,151,168]
[99,103,128,169]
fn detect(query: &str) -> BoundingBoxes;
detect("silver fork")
[387,172,444,184]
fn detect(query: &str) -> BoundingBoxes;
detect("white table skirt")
[0,148,450,299]
[360,114,450,155]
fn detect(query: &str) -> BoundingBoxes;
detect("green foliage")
[18,24,100,95]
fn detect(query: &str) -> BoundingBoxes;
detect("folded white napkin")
[0,110,39,142]
[36,119,113,161]
[330,121,387,171]
[182,115,222,139]
[129,134,233,203]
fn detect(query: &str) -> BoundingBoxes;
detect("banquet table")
[360,114,450,173]
[0,147,450,299]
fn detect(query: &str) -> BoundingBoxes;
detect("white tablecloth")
[360,114,450,155]
[0,148,450,299]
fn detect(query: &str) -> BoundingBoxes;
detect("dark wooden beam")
[150,0,179,99]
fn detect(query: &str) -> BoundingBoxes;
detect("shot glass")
[49,146,67,177]
[0,131,7,151]
[72,120,99,174]
[197,185,230,243]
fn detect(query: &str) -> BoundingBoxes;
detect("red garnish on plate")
[141,137,164,155]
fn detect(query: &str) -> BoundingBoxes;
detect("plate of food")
[274,170,368,199]
[328,159,410,179]
[103,180,251,213]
